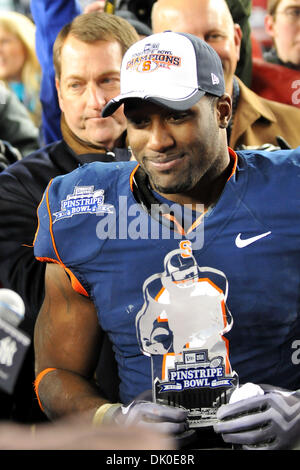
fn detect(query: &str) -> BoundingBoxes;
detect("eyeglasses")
[275,7,300,22]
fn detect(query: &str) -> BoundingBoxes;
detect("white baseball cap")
[102,31,225,117]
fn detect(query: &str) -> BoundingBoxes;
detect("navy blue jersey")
[34,148,300,403]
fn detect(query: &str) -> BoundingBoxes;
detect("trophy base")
[153,348,238,429]
[173,429,199,448]
[173,426,232,450]
[156,386,232,428]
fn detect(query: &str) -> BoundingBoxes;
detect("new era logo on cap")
[102,31,225,117]
[211,73,220,85]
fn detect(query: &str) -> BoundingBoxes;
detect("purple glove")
[213,384,300,450]
[113,399,189,435]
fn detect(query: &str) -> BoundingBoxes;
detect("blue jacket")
[30,0,82,144]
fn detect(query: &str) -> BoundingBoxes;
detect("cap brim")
[102,89,206,117]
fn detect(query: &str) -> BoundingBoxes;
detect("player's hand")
[113,399,189,435]
[213,384,300,450]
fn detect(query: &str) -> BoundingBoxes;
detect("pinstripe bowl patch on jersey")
[53,186,114,222]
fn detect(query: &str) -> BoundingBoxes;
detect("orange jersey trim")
[34,181,89,297]
[227,147,238,181]
[162,213,186,236]
[129,163,140,191]
[186,210,207,234]
[36,257,89,297]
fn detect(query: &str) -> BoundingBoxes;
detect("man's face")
[265,0,300,65]
[152,0,241,95]
[56,36,127,149]
[125,98,230,199]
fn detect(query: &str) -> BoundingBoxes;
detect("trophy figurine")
[136,246,238,428]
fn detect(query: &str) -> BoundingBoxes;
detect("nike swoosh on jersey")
[235,231,271,248]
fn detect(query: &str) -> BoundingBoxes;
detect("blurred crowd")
[0,0,299,161]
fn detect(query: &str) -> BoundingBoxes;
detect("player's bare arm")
[34,263,108,420]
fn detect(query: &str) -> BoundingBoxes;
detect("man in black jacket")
[0,12,138,423]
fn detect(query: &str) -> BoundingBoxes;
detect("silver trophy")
[136,247,238,428]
